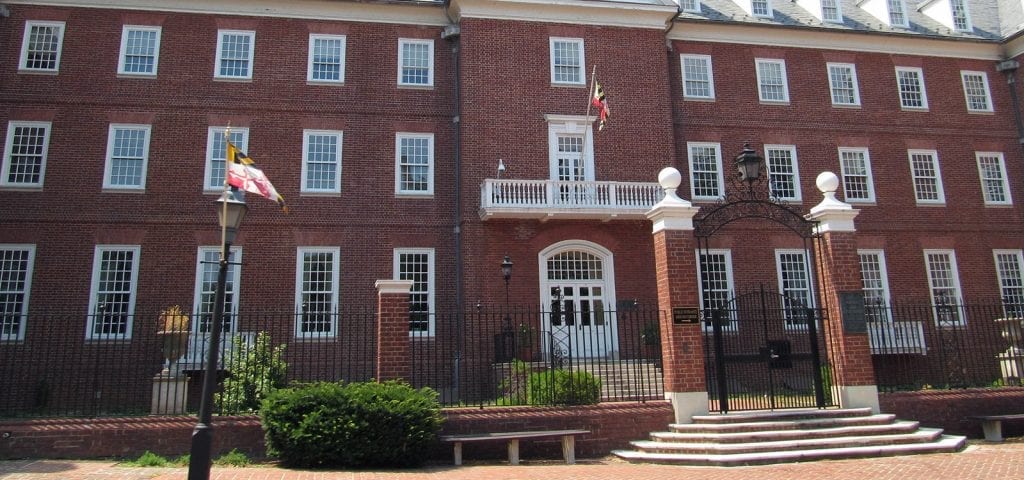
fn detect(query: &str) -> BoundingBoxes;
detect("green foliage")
[214,448,251,466]
[216,332,288,414]
[125,451,170,467]
[526,369,602,405]
[260,380,444,468]
[171,454,190,466]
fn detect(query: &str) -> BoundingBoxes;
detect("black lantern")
[734,143,764,185]
[501,255,513,282]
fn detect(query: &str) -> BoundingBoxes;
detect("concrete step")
[632,428,944,455]
[670,413,898,434]
[652,420,921,443]
[611,434,966,466]
[691,407,875,423]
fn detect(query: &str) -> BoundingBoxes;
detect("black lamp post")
[188,190,247,480]
[501,255,513,329]
[735,143,765,187]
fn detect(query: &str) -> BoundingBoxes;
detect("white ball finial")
[816,171,840,194]
[658,167,681,190]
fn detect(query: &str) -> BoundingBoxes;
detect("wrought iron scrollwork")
[694,168,817,239]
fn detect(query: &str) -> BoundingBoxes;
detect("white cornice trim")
[3,0,450,26]
[1005,33,1024,60]
[669,21,1005,60]
[375,279,414,294]
[450,0,679,30]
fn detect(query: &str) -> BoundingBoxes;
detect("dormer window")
[732,0,773,18]
[920,0,972,32]
[887,0,908,27]
[798,0,843,23]
[858,0,909,28]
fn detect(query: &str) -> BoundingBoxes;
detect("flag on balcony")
[226,140,287,212]
[591,79,610,131]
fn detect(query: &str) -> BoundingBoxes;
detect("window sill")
[17,69,59,75]
[983,203,1014,208]
[117,73,157,79]
[758,100,790,106]
[397,83,434,90]
[831,103,862,109]
[845,200,877,206]
[300,191,342,197]
[914,202,947,207]
[213,77,253,83]
[102,187,146,194]
[307,80,345,86]
[684,96,716,102]
[551,82,586,88]
[900,107,929,112]
[967,109,995,115]
[0,185,44,192]
[395,192,435,199]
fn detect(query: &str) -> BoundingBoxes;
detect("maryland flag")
[226,140,287,212]
[591,80,610,131]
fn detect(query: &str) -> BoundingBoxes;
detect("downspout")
[442,0,464,403]
[996,58,1024,222]
[664,5,683,172]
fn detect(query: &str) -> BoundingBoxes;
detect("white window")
[395,248,435,336]
[546,116,595,184]
[687,142,724,201]
[924,250,964,326]
[858,250,891,322]
[827,63,860,106]
[214,30,255,80]
[103,124,151,190]
[680,0,701,12]
[19,21,65,73]
[395,133,434,196]
[192,246,242,335]
[0,244,35,342]
[994,250,1024,317]
[755,59,789,103]
[118,26,161,76]
[681,54,715,100]
[896,67,928,109]
[302,130,343,194]
[2,121,51,188]
[977,152,1012,206]
[951,0,971,31]
[697,249,735,331]
[909,150,944,204]
[776,250,814,328]
[821,0,843,23]
[550,38,585,85]
[308,34,345,83]
[887,0,909,27]
[398,38,434,87]
[87,245,141,340]
[751,0,772,17]
[204,127,248,191]
[839,147,875,203]
[961,71,993,112]
[295,247,339,338]
[766,145,801,201]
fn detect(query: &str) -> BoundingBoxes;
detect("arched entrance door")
[539,241,617,359]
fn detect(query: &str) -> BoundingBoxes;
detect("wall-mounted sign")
[839,291,866,333]
[672,307,700,325]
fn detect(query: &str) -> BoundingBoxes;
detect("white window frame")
[887,0,909,28]
[103,124,151,191]
[908,149,945,205]
[827,63,860,107]
[687,142,724,201]
[950,0,972,32]
[696,249,736,332]
[397,38,434,87]
[896,67,928,110]
[394,248,435,337]
[994,250,1024,318]
[977,152,1012,206]
[19,21,65,73]
[394,132,434,196]
[765,144,801,202]
[0,244,36,342]
[192,246,243,335]
[2,121,51,189]
[549,37,585,86]
[775,249,815,329]
[680,0,701,13]
[204,127,248,192]
[838,147,876,203]
[750,0,773,18]
[301,130,343,194]
[294,247,340,339]
[307,34,346,84]
[214,29,255,80]
[821,0,843,23]
[960,71,993,113]
[117,25,161,77]
[923,249,965,327]
[858,249,892,323]
[87,245,141,340]
[681,54,715,100]
[546,115,595,182]
[755,58,789,103]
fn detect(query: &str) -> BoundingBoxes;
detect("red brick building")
[2,0,1024,415]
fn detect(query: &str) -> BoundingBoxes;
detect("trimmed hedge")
[527,369,602,405]
[260,381,443,468]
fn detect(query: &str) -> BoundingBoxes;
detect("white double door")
[545,283,614,359]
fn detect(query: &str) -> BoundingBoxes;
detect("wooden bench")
[968,414,1024,441]
[440,429,589,466]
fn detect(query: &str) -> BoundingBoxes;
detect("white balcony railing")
[179,331,257,370]
[480,179,664,221]
[867,321,927,355]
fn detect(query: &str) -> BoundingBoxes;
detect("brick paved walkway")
[2,440,1022,480]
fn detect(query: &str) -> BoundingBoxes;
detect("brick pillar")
[375,279,414,382]
[645,168,706,424]
[805,172,879,412]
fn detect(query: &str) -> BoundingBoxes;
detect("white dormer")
[732,0,774,18]
[678,0,701,13]
[798,0,844,23]
[919,0,972,32]
[858,0,910,28]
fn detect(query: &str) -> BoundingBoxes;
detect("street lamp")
[501,256,513,329]
[188,190,247,480]
[734,143,764,187]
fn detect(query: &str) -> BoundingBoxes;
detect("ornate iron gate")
[703,286,833,412]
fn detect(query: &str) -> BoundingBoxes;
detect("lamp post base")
[187,422,213,480]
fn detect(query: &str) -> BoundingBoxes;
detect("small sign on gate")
[839,291,867,333]
[672,307,700,324]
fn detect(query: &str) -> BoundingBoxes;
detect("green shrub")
[214,448,250,466]
[260,380,443,468]
[526,369,602,405]
[216,332,287,414]
[125,451,169,467]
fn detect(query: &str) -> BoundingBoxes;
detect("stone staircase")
[612,407,966,466]
[577,360,664,401]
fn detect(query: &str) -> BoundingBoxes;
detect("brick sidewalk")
[2,440,1022,480]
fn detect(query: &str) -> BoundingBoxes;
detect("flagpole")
[220,128,230,261]
[581,64,597,177]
